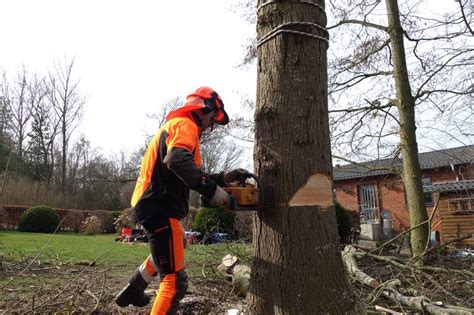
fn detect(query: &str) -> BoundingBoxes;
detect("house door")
[359,185,378,223]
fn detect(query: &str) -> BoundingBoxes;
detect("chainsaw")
[201,173,273,211]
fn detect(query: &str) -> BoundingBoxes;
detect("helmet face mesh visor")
[202,92,228,125]
[167,86,229,126]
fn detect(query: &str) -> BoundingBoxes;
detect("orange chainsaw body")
[224,182,259,206]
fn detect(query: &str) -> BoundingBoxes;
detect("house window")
[421,177,432,186]
[422,177,434,206]
[425,193,434,206]
[358,184,378,223]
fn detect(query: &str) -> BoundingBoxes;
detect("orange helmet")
[166,86,229,125]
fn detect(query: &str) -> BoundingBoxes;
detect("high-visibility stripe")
[170,218,185,271]
[130,131,161,207]
[145,256,158,276]
[138,255,158,283]
[151,273,177,315]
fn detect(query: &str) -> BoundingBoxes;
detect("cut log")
[232,264,250,298]
[217,255,250,297]
[222,254,238,268]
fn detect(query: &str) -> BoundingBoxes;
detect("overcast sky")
[0,1,471,160]
[0,0,256,155]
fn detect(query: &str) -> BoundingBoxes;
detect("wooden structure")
[433,190,474,248]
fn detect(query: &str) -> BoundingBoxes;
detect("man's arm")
[164,147,218,199]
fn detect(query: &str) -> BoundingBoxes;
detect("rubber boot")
[115,269,150,307]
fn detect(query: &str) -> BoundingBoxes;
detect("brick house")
[333,145,474,243]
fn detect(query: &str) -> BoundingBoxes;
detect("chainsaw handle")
[246,173,264,211]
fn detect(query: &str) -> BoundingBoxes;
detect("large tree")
[247,0,356,313]
[386,0,428,263]
[327,0,473,260]
[49,58,86,190]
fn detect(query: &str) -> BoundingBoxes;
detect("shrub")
[18,205,60,233]
[233,212,253,242]
[335,202,352,244]
[62,211,88,233]
[193,207,235,236]
[94,210,121,233]
[81,214,103,235]
[182,206,198,231]
[109,211,123,232]
[113,208,134,234]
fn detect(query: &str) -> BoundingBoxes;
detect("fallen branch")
[382,286,472,315]
[342,245,380,288]
[31,250,110,312]
[417,265,474,278]
[411,234,472,264]
[374,305,403,315]
[91,272,107,313]
[349,251,474,314]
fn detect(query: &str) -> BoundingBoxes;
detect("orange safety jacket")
[130,112,224,231]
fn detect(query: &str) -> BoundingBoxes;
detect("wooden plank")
[441,225,474,229]
[441,228,474,233]
[442,228,474,232]
[441,223,474,227]
[441,216,474,220]
[442,226,474,230]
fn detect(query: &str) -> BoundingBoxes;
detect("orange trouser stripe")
[150,273,176,315]
[169,218,185,271]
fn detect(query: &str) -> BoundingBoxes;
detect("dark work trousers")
[137,217,188,315]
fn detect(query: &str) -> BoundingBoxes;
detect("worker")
[115,86,249,314]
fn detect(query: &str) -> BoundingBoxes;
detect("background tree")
[66,135,123,209]
[327,0,473,260]
[6,68,31,159]
[25,75,57,182]
[248,0,355,313]
[49,57,86,190]
[0,73,13,140]
[328,0,472,158]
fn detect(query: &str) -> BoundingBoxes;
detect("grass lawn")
[0,230,249,313]
[0,230,150,265]
[0,230,251,274]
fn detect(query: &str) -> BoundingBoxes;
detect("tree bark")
[247,1,356,313]
[385,0,429,263]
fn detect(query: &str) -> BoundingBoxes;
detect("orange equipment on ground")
[121,226,133,241]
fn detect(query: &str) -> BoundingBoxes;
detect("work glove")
[209,185,229,206]
[223,168,250,184]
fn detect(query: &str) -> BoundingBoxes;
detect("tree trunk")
[62,114,66,191]
[385,0,429,262]
[247,1,356,313]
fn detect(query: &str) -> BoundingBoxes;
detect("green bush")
[335,202,352,244]
[18,205,60,233]
[193,207,235,235]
